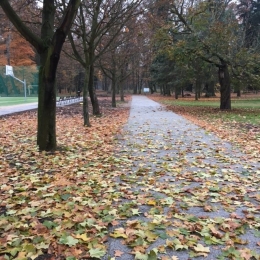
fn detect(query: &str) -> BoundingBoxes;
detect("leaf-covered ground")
[0,98,131,260]
[0,95,259,260]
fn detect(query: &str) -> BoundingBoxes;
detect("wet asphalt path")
[103,95,260,260]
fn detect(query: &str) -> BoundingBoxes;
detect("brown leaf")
[238,248,252,260]
[114,250,124,257]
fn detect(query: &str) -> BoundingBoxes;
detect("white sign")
[6,65,14,76]
[143,88,149,93]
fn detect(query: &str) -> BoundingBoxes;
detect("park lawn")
[0,97,38,106]
[159,98,260,109]
[150,95,260,127]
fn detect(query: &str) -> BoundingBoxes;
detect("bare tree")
[0,0,81,151]
[66,0,142,124]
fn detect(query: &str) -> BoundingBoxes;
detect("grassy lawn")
[0,97,38,106]
[161,98,260,109]
[151,96,260,126]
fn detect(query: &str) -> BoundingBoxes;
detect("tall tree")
[237,0,260,48]
[175,0,236,109]
[0,0,81,151]
[149,0,243,109]
[67,0,142,121]
[99,32,133,107]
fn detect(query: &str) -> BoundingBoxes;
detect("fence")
[0,65,38,96]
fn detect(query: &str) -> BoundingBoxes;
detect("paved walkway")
[0,102,38,116]
[104,95,260,260]
[0,98,83,116]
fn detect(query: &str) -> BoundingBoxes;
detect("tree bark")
[88,63,101,115]
[175,88,178,99]
[120,67,125,101]
[166,85,171,96]
[209,80,216,96]
[37,60,57,150]
[112,73,117,107]
[195,79,200,101]
[133,72,137,94]
[160,85,163,95]
[218,61,231,110]
[120,83,125,101]
[83,67,91,127]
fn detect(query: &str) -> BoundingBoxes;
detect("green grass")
[0,97,38,106]
[162,99,260,109]
[231,99,260,108]
[158,97,260,127]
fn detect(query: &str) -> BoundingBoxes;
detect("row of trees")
[0,0,145,151]
[149,0,260,109]
[1,0,259,151]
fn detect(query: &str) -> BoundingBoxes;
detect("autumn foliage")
[0,30,35,66]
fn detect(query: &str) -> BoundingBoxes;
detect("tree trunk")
[103,75,109,91]
[83,67,90,127]
[195,79,201,101]
[162,85,166,95]
[209,80,216,96]
[138,78,142,94]
[120,67,125,101]
[175,88,178,99]
[219,62,231,110]
[120,83,124,101]
[133,84,137,94]
[133,71,137,94]
[149,82,154,94]
[37,55,57,151]
[37,32,68,151]
[166,85,171,96]
[112,74,116,107]
[88,64,101,115]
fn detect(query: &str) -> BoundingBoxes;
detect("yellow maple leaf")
[147,199,157,206]
[110,227,127,238]
[193,243,210,253]
[75,233,90,241]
